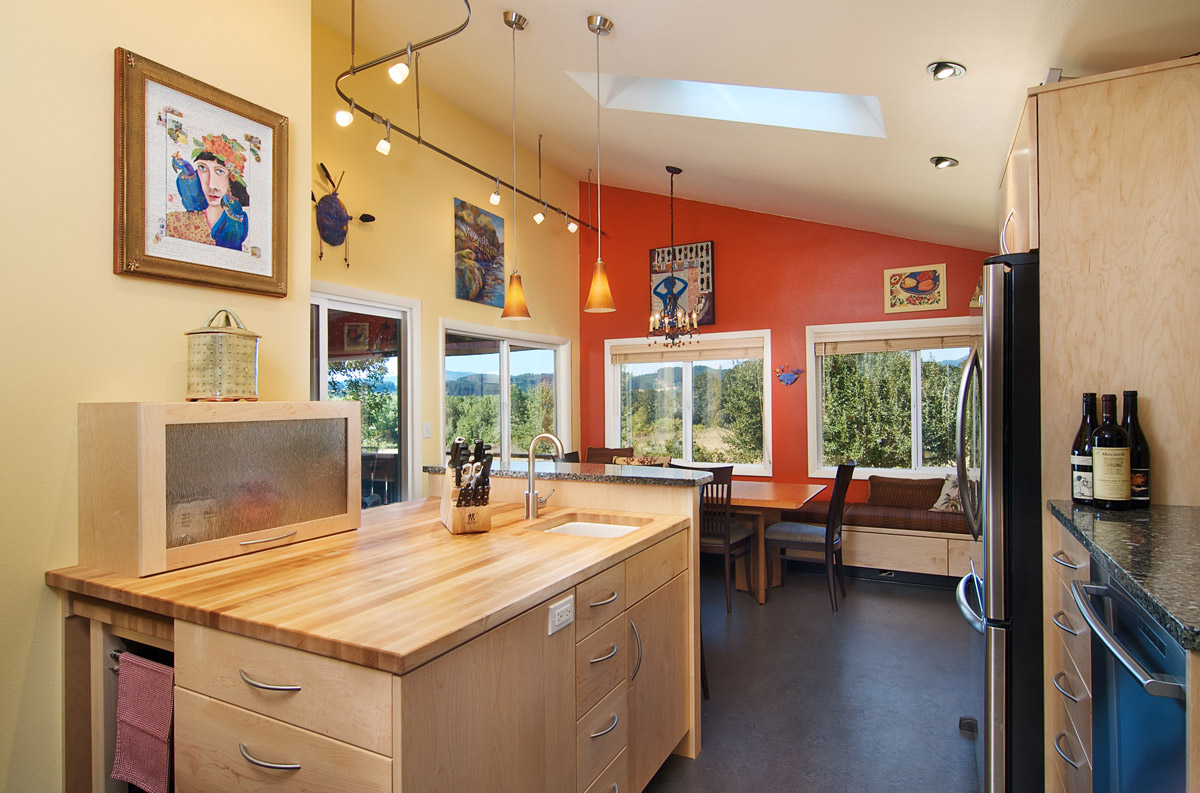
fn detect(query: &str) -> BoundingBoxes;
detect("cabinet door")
[999,96,1038,254]
[397,596,576,793]
[626,573,688,793]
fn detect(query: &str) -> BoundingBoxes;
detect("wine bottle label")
[1093,447,1131,500]
[1070,454,1091,466]
[1071,470,1093,499]
[1131,468,1150,502]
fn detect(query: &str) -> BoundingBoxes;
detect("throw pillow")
[930,475,963,513]
[865,475,944,508]
[613,455,672,467]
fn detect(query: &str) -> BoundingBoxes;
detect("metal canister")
[185,309,260,401]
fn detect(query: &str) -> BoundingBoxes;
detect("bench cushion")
[782,498,970,535]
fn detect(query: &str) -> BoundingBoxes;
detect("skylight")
[566,73,887,138]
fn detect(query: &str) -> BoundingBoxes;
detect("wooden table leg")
[753,512,767,604]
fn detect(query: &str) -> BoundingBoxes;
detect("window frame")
[440,318,571,467]
[804,316,982,479]
[603,329,773,477]
[311,280,422,503]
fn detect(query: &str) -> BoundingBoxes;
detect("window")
[805,317,981,476]
[605,331,772,476]
[442,321,570,464]
[311,284,421,505]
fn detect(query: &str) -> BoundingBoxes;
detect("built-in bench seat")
[781,476,980,578]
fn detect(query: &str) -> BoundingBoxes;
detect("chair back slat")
[669,463,733,540]
[825,462,857,552]
[584,446,634,464]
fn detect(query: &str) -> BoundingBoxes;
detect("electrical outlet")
[547,595,574,635]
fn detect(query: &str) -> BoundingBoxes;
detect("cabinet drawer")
[841,530,947,575]
[1049,524,1089,585]
[627,530,687,605]
[1051,634,1092,765]
[584,748,627,793]
[577,614,626,719]
[577,681,627,793]
[175,621,391,756]
[1049,696,1092,793]
[1049,576,1091,682]
[175,687,391,793]
[576,563,626,641]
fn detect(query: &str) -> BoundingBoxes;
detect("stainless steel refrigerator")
[955,250,1043,793]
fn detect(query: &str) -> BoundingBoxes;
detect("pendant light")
[647,166,697,347]
[583,15,615,313]
[501,11,532,320]
[533,134,546,224]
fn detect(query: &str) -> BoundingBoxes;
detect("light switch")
[422,421,431,438]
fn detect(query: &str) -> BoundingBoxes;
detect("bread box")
[78,401,361,576]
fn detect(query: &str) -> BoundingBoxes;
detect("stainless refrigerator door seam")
[982,262,1007,622]
[985,625,1008,793]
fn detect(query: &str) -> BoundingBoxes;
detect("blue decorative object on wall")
[774,365,803,386]
[312,162,375,267]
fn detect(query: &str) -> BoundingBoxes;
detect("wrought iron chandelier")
[647,166,698,347]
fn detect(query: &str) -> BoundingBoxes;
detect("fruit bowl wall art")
[884,262,947,313]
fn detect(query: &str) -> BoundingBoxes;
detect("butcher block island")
[48,496,700,793]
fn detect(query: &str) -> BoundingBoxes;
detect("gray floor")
[643,560,981,793]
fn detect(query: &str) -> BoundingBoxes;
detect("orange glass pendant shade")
[584,259,615,312]
[500,270,531,319]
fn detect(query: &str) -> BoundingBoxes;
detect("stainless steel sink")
[529,512,650,538]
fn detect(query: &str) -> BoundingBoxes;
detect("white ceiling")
[312,0,1200,251]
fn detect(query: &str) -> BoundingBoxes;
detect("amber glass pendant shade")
[500,270,531,319]
[584,259,616,313]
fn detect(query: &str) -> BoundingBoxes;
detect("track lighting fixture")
[489,178,502,205]
[335,98,355,127]
[533,204,546,224]
[566,216,578,234]
[389,43,413,84]
[376,120,392,155]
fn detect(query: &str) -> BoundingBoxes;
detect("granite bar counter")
[1047,499,1200,650]
[423,459,713,487]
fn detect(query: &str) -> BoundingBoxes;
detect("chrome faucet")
[524,432,565,519]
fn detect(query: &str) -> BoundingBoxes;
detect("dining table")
[729,481,827,604]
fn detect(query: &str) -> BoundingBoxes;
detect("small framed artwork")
[344,322,370,352]
[884,263,947,313]
[453,198,505,308]
[650,240,714,324]
[113,48,289,296]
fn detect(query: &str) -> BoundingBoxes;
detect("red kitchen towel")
[111,652,174,793]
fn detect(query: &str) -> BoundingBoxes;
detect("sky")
[446,347,555,377]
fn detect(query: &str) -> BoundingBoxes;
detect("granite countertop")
[423,459,712,487]
[1047,499,1200,650]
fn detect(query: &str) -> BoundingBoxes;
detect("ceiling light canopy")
[931,156,959,169]
[927,61,966,81]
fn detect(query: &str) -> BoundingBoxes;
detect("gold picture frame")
[884,263,947,313]
[113,48,289,296]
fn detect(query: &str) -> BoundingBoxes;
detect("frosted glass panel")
[165,419,348,548]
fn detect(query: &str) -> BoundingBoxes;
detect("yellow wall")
[311,20,581,479]
[0,1,312,788]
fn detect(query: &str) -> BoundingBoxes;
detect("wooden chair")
[765,462,856,612]
[669,463,751,613]
[361,446,383,508]
[584,446,633,464]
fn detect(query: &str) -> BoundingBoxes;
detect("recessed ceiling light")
[931,156,959,169]
[927,61,966,81]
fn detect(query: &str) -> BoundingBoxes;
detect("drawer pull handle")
[590,591,619,608]
[1053,731,1081,770]
[239,530,298,547]
[239,742,301,771]
[1051,550,1082,570]
[631,619,643,680]
[1053,671,1080,703]
[239,668,302,692]
[590,713,619,739]
[1052,611,1081,637]
[590,644,619,664]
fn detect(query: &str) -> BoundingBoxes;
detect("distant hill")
[445,370,552,397]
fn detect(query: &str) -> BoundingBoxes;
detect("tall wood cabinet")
[1018,54,1200,792]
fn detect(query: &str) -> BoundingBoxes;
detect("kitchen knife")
[472,439,485,464]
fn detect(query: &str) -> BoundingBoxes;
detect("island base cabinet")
[395,593,577,793]
[627,572,689,793]
[175,687,391,793]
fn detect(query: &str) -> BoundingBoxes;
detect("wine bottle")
[1091,393,1130,510]
[1123,390,1151,508]
[1070,392,1098,505]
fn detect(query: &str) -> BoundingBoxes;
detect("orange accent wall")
[578,183,989,496]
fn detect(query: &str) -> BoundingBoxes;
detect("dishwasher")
[1071,566,1187,793]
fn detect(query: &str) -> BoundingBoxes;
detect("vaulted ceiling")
[313,0,1200,251]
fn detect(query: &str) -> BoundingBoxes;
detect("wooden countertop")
[46,499,689,675]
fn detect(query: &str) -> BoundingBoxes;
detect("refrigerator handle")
[956,572,985,634]
[956,345,982,540]
[1069,580,1186,700]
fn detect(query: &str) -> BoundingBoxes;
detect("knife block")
[439,469,491,535]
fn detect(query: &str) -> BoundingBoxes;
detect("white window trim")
[311,281,422,502]
[440,318,572,467]
[805,315,982,480]
[603,329,773,477]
